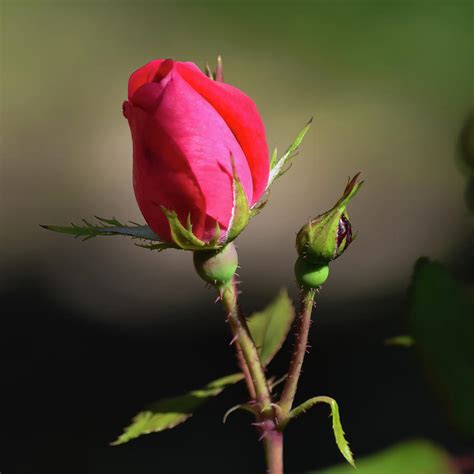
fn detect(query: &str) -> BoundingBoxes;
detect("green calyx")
[294,258,329,289]
[193,243,239,285]
[296,174,363,265]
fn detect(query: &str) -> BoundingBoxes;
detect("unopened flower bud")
[193,243,238,285]
[296,174,363,265]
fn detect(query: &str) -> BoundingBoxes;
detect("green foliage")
[247,290,295,366]
[41,216,161,241]
[111,373,244,446]
[408,258,474,437]
[286,396,355,467]
[313,439,454,474]
[268,117,313,187]
[384,335,415,347]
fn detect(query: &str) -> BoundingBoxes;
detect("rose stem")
[218,278,272,409]
[217,278,283,474]
[264,431,284,474]
[279,288,316,415]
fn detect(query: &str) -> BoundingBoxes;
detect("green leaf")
[41,217,161,241]
[268,117,313,187]
[313,439,455,474]
[247,290,295,366]
[384,335,415,347]
[408,258,474,437]
[286,396,355,468]
[111,373,244,446]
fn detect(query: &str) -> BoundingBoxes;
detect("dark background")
[1,1,473,473]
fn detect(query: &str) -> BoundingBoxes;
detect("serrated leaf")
[268,118,313,188]
[313,439,454,474]
[247,290,295,366]
[111,373,244,446]
[41,218,161,241]
[408,258,474,437]
[286,396,355,467]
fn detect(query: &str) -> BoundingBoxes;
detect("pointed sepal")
[41,217,162,242]
[268,117,313,188]
[225,155,251,242]
[161,207,218,251]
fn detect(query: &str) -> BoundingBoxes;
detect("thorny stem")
[217,278,283,474]
[279,288,316,415]
[235,341,257,400]
[218,278,272,410]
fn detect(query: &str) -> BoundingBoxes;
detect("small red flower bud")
[296,174,363,265]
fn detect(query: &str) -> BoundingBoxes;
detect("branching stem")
[217,278,283,473]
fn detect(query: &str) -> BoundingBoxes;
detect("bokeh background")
[1,1,473,473]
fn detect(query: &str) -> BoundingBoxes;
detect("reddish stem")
[279,288,316,414]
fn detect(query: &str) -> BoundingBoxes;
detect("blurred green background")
[2,0,472,324]
[1,1,473,473]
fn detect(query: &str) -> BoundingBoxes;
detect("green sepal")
[283,396,355,468]
[270,147,278,169]
[208,221,222,247]
[222,403,257,423]
[41,216,161,242]
[250,195,269,218]
[135,242,176,252]
[111,373,244,446]
[225,156,250,242]
[247,290,296,366]
[268,117,313,187]
[161,207,222,251]
[296,174,363,264]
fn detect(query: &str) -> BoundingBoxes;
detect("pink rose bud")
[123,58,269,244]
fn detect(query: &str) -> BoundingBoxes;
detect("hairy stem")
[234,340,257,400]
[218,279,283,474]
[218,278,272,409]
[279,288,316,414]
